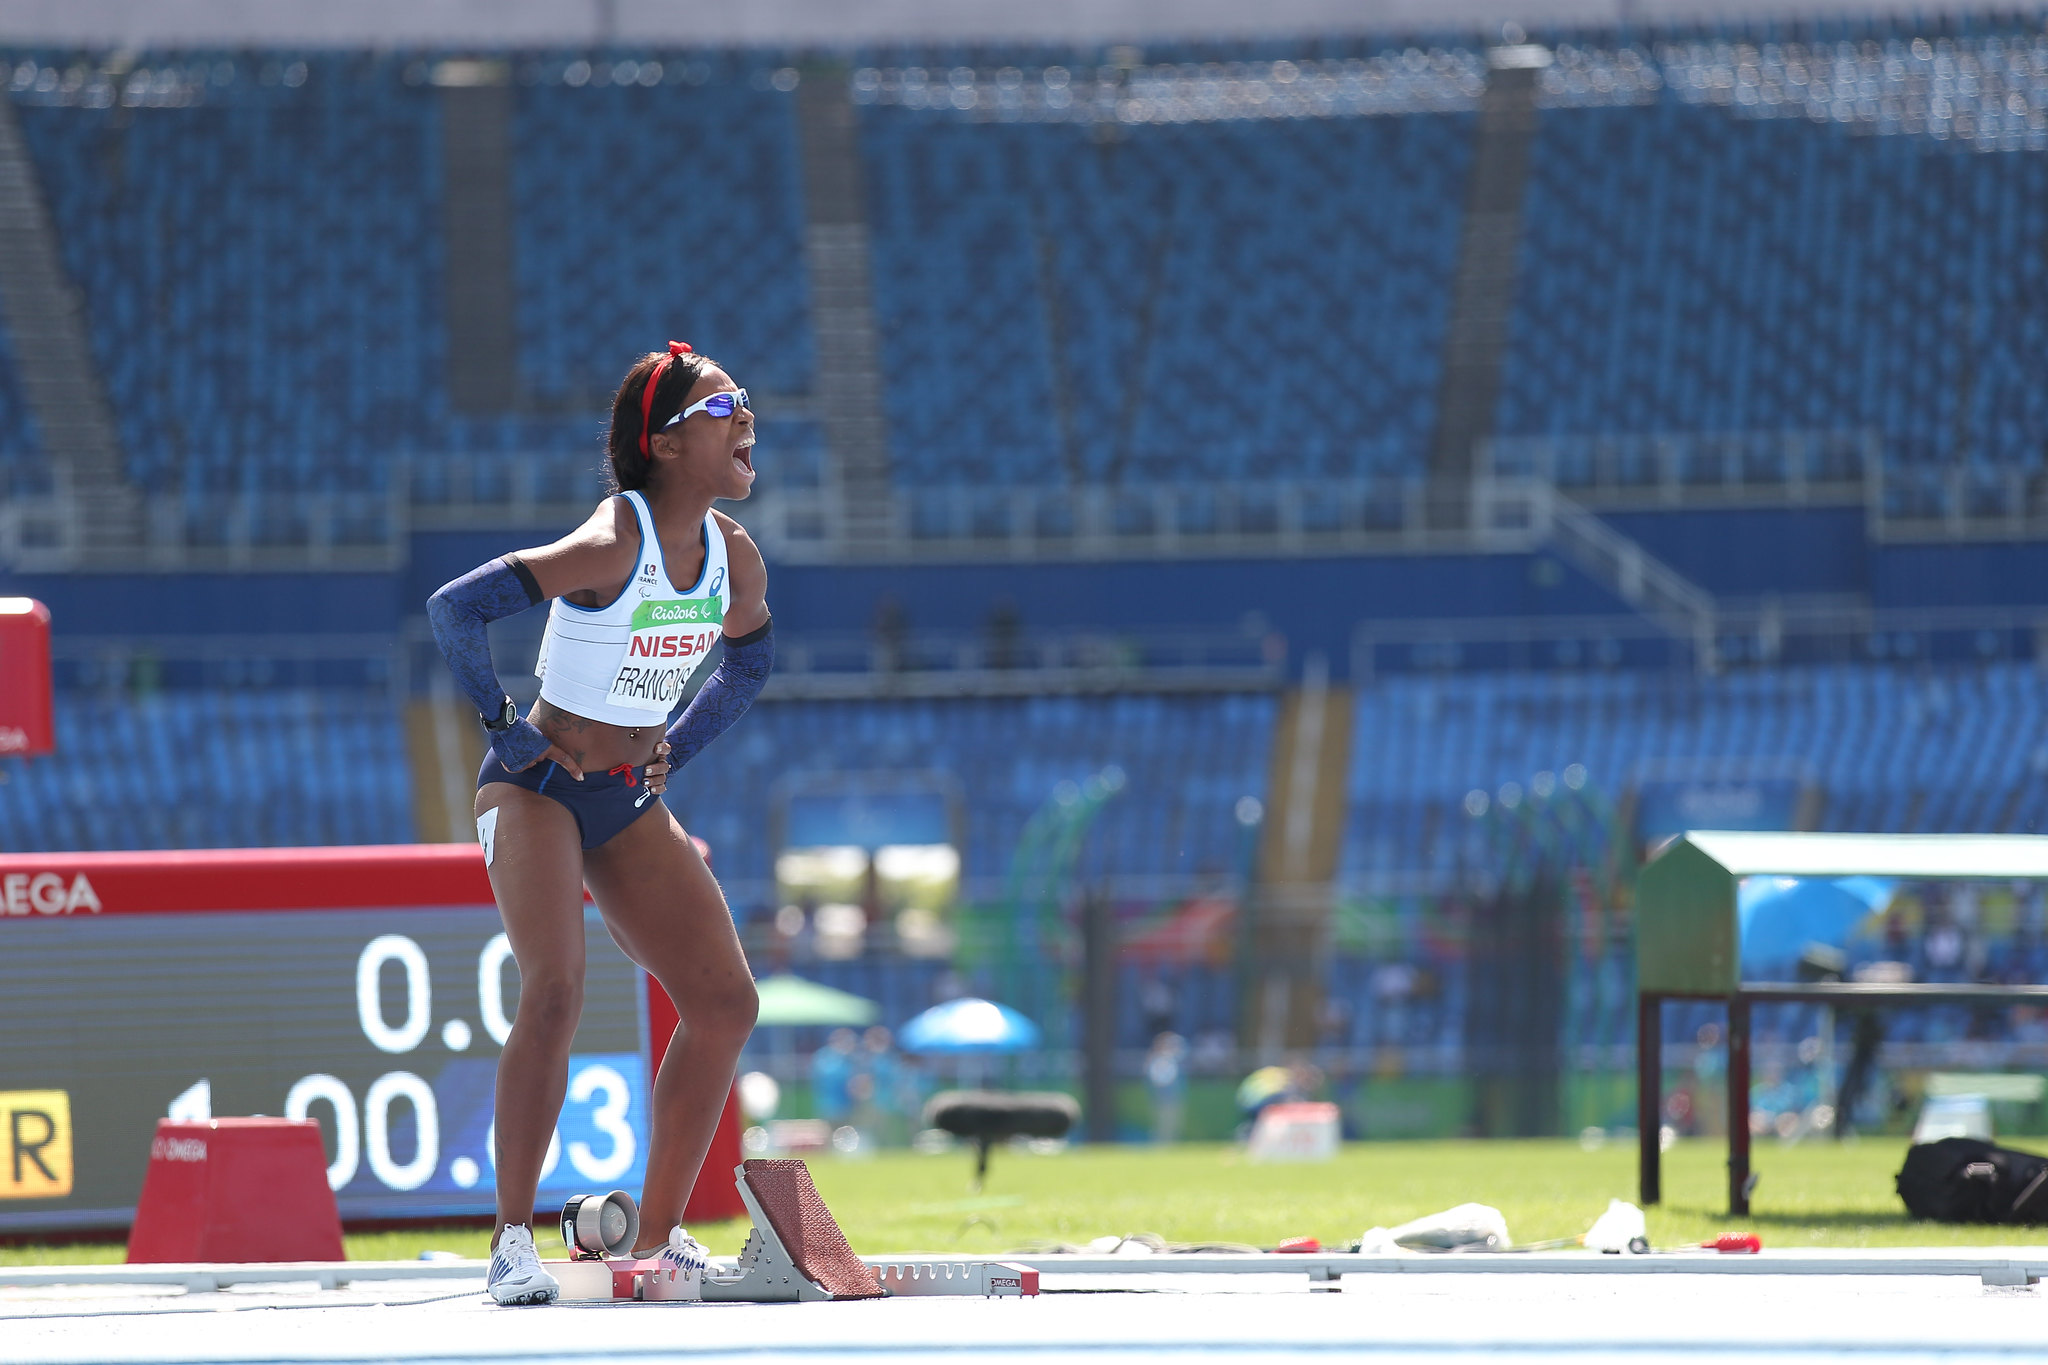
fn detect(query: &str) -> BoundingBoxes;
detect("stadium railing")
[0,481,407,572]
[398,616,1283,704]
[1349,602,2048,681]
[1481,430,1875,508]
[49,630,397,694]
[10,456,2048,574]
[1483,431,2048,540]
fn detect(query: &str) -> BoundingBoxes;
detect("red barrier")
[128,1118,344,1262]
[0,844,494,916]
[0,598,52,758]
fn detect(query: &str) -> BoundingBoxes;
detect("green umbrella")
[753,973,880,1028]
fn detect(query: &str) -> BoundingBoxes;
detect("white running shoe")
[645,1225,709,1302]
[487,1223,560,1306]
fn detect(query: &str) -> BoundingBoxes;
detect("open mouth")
[732,433,756,480]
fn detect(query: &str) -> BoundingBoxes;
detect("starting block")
[872,1260,1038,1297]
[549,1158,1037,1302]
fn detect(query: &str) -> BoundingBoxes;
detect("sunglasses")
[664,388,750,428]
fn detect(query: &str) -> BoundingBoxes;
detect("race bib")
[608,598,724,712]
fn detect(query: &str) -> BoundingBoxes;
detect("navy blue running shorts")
[477,751,660,850]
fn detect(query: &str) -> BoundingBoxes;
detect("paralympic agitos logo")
[1,872,101,916]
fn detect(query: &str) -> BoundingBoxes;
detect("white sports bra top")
[534,492,730,727]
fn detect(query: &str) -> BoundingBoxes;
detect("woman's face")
[650,364,756,500]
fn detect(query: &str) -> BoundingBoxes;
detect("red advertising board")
[0,597,53,757]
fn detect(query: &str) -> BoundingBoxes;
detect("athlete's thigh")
[475,783,588,988]
[582,805,751,1003]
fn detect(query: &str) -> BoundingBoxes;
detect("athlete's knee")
[730,976,761,1035]
[513,971,584,1035]
[678,974,757,1051]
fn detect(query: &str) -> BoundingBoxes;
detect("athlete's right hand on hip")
[492,719,584,780]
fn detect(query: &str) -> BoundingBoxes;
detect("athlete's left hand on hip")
[644,741,671,799]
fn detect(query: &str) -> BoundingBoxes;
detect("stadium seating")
[1503,42,2048,510]
[669,692,1276,890]
[8,659,2042,1059]
[15,53,443,501]
[510,53,814,407]
[861,108,1471,492]
[8,50,815,506]
[11,33,2048,515]
[1,687,1274,876]
[0,688,414,850]
[0,315,43,495]
[1342,662,2048,1059]
[1343,663,2047,887]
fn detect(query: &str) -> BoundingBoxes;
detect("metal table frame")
[1637,980,2048,1216]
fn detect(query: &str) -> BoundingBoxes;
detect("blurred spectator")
[986,598,1022,670]
[1235,1056,1324,1122]
[1140,978,1176,1040]
[857,1025,909,1145]
[873,597,907,674]
[1145,1032,1188,1144]
[810,1028,858,1125]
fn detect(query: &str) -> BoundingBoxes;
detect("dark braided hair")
[606,345,718,493]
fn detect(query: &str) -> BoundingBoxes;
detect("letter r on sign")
[0,1091,72,1198]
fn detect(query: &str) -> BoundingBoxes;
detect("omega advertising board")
[0,846,654,1232]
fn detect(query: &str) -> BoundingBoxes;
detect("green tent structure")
[1636,831,2048,1215]
[753,973,881,1028]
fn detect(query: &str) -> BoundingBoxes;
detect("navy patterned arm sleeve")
[425,556,552,772]
[663,619,774,769]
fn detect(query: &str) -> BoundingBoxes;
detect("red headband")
[638,341,693,455]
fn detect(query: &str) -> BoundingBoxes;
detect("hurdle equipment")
[128,1118,342,1264]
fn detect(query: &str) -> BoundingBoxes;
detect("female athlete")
[426,342,769,1305]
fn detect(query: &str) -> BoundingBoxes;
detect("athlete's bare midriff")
[528,698,664,774]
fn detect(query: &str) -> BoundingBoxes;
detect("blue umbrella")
[898,998,1042,1054]
[1738,876,1893,970]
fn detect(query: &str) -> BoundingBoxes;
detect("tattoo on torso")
[531,700,649,770]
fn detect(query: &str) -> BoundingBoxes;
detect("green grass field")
[6,1137,2043,1267]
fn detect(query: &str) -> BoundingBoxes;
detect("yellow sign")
[0,1091,72,1198]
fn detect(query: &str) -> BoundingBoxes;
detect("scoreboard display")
[0,846,653,1232]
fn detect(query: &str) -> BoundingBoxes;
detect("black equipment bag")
[1896,1137,2048,1224]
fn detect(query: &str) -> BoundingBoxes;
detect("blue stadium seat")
[0,687,413,850]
